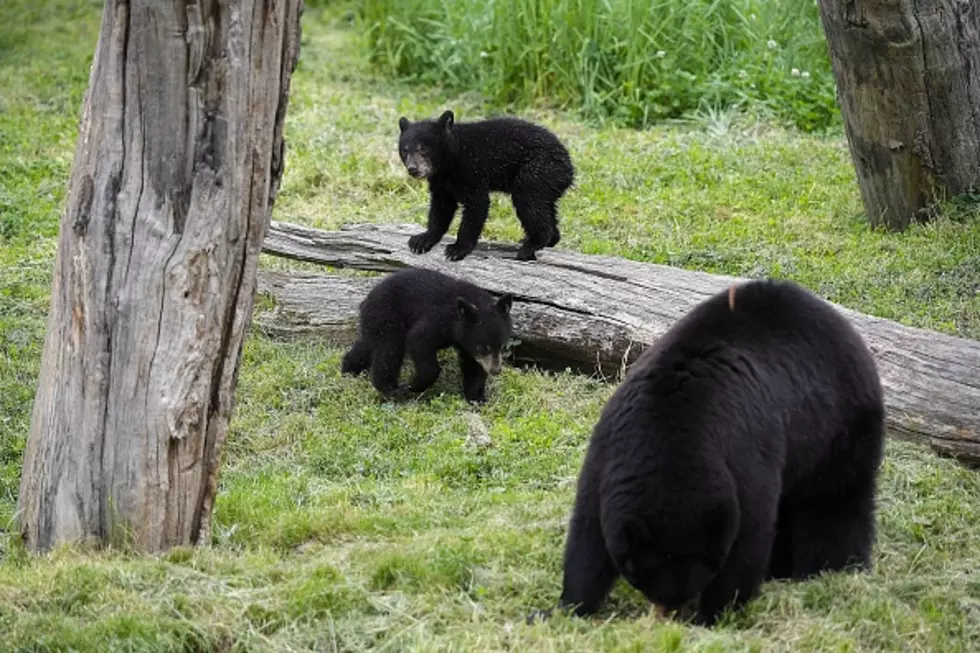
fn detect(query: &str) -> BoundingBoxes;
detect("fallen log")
[256,221,980,465]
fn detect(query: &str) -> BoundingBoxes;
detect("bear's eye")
[477,345,489,355]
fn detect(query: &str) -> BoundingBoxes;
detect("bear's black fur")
[546,279,885,626]
[341,268,513,403]
[397,110,575,262]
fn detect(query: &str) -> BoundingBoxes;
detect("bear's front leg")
[409,185,457,254]
[695,498,776,626]
[406,327,443,393]
[552,455,619,617]
[445,193,490,261]
[459,351,489,402]
[557,505,619,616]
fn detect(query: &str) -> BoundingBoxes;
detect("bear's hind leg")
[779,489,876,580]
[511,160,562,260]
[547,203,561,247]
[779,408,883,580]
[369,339,407,397]
[511,192,554,261]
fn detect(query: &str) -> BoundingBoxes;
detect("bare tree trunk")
[816,1,980,229]
[17,0,303,553]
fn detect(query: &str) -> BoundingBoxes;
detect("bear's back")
[364,268,497,325]
[600,279,882,485]
[449,118,572,187]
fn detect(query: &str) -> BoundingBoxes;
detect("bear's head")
[453,293,513,375]
[604,498,738,613]
[397,110,455,180]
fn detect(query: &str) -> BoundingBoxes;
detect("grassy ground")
[2,1,980,651]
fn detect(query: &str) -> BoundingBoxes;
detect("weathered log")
[257,221,980,465]
[256,271,374,345]
[18,0,303,553]
[816,1,980,230]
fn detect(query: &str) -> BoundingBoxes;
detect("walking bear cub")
[341,268,513,403]
[397,110,575,262]
[542,279,885,626]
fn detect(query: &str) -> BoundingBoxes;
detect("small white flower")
[656,50,666,58]
[791,68,800,76]
[738,69,748,79]
[750,13,757,20]
[479,51,489,58]
[801,71,811,78]
[767,39,777,49]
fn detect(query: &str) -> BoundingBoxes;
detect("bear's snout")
[404,153,432,179]
[477,353,503,375]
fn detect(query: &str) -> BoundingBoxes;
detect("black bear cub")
[397,110,575,262]
[544,279,885,626]
[341,268,513,403]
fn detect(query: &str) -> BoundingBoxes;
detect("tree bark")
[816,1,980,229]
[17,0,303,553]
[256,221,980,466]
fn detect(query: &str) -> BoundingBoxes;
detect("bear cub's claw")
[515,246,538,261]
[408,232,439,254]
[444,242,474,261]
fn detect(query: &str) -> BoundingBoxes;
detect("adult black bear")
[397,110,575,262]
[341,268,513,403]
[544,279,885,626]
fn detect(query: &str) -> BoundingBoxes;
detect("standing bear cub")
[542,279,885,627]
[341,268,513,403]
[397,110,575,262]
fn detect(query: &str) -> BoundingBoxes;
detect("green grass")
[1,0,980,650]
[356,0,840,131]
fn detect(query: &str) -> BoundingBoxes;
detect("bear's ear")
[438,110,455,132]
[496,293,513,315]
[456,297,479,322]
[398,117,409,133]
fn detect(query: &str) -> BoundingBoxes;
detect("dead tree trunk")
[256,221,980,466]
[816,1,980,229]
[17,0,303,553]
